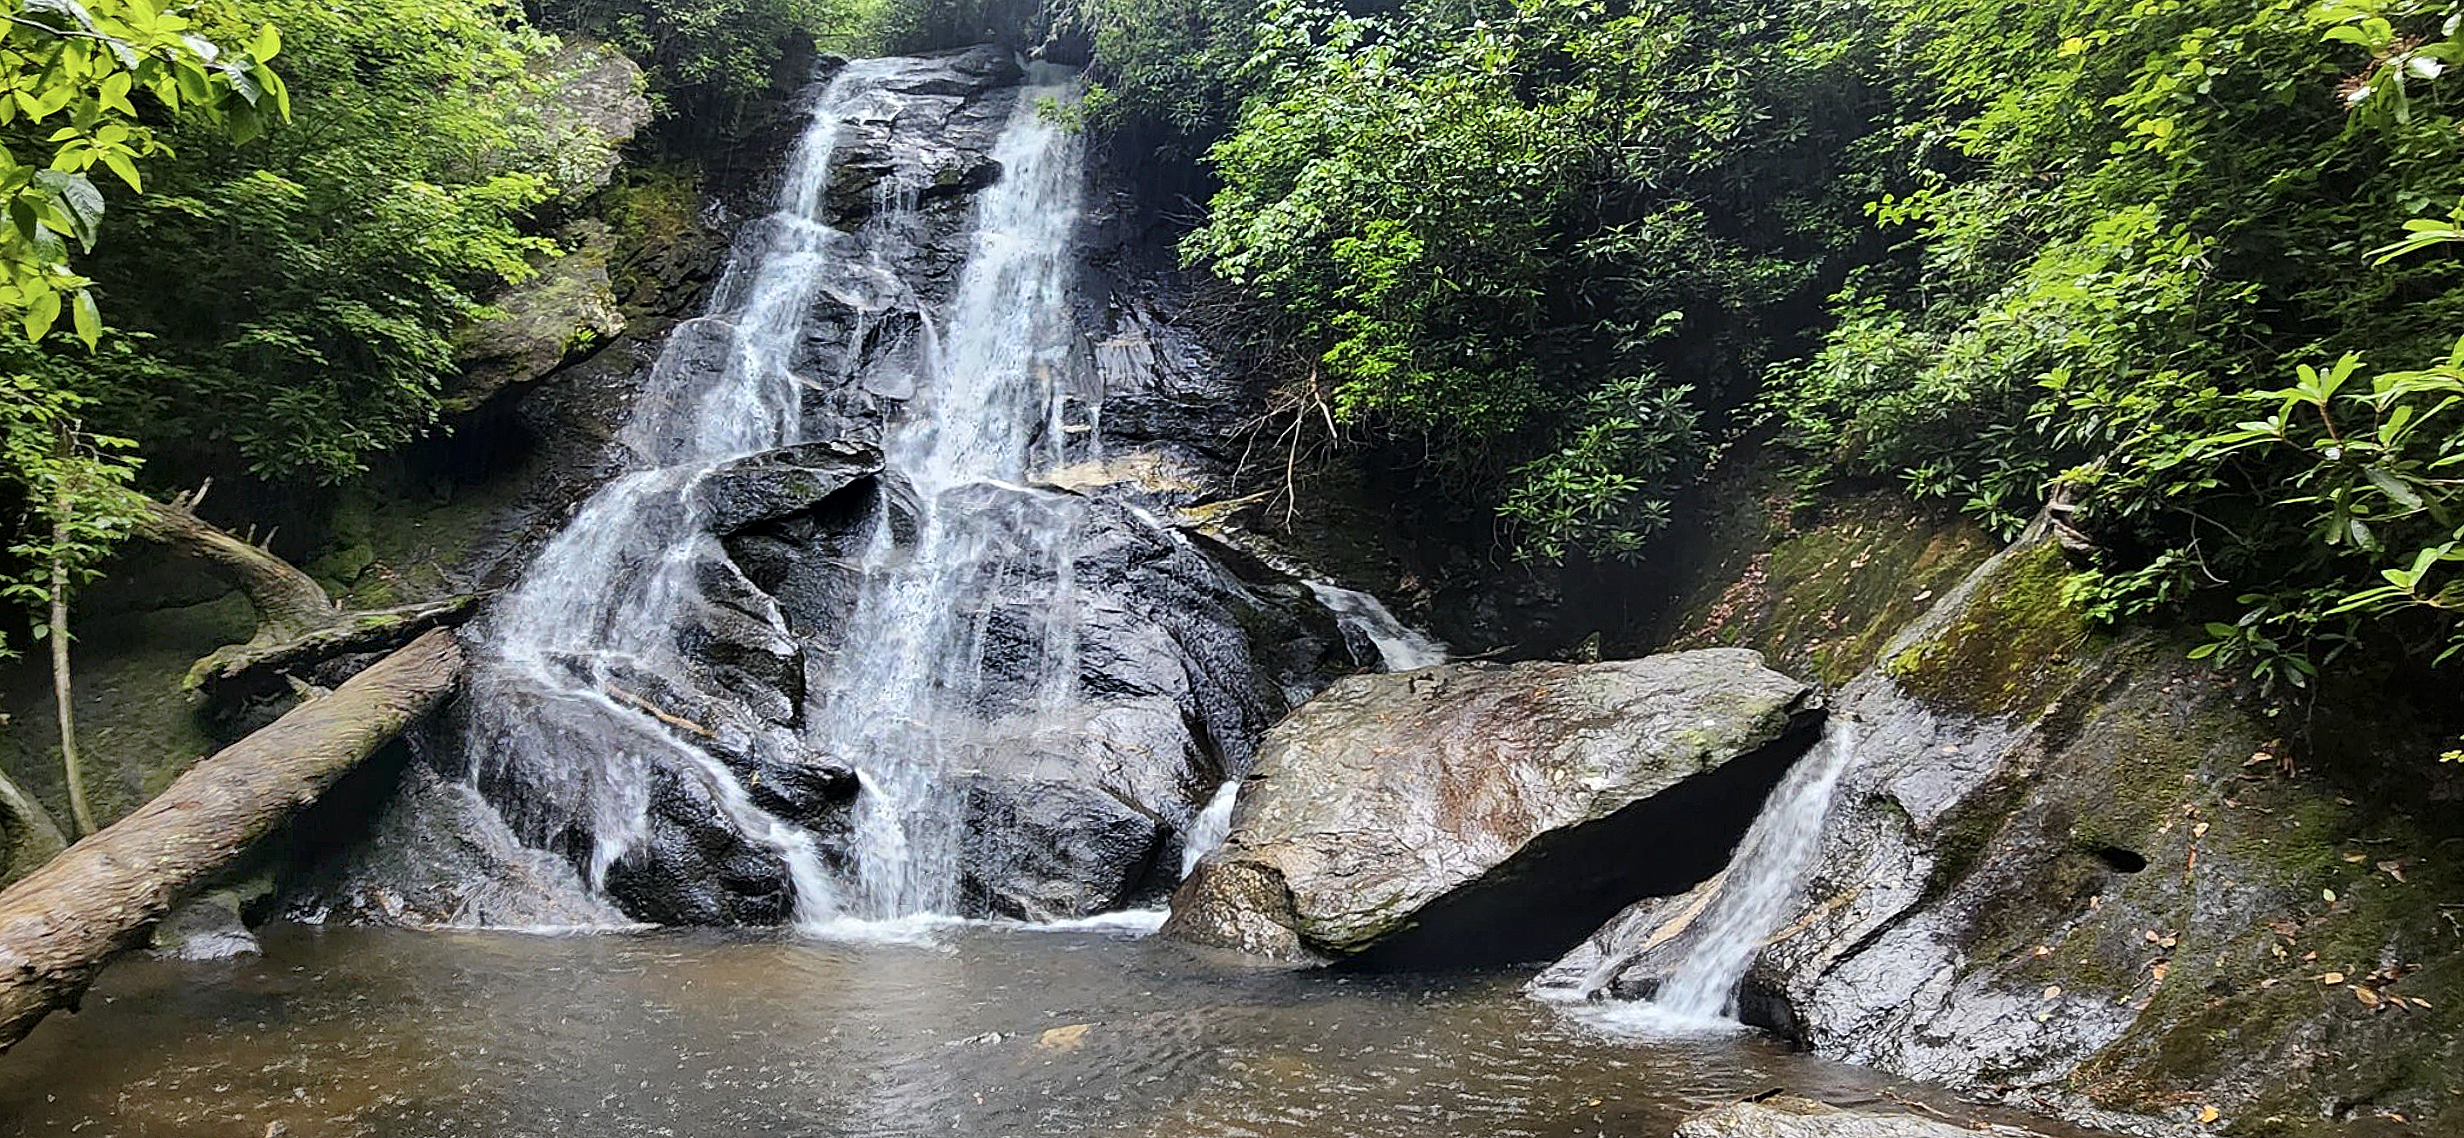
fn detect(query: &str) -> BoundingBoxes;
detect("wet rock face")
[958,775,1164,920]
[1161,651,1823,966]
[780,480,1345,920]
[1543,536,2464,1136]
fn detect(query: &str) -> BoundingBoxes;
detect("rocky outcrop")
[1162,651,1823,965]
[451,41,654,405]
[452,220,628,409]
[1543,531,2464,1136]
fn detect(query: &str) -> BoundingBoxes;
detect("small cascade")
[1306,582,1449,671]
[1632,721,1861,1025]
[1179,780,1241,877]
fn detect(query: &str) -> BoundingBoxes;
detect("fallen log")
[0,628,464,1054]
[182,591,487,693]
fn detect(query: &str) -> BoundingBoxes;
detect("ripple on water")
[0,926,2091,1138]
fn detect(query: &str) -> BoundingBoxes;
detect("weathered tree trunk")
[128,496,485,693]
[129,497,339,645]
[0,629,463,1054]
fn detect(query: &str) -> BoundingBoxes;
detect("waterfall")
[438,54,1401,931]
[1178,780,1241,878]
[1630,721,1860,1025]
[804,65,1089,920]
[1306,582,1448,671]
[455,62,911,923]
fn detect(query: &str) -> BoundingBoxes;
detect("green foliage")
[530,0,858,107]
[1181,0,1880,557]
[0,0,287,347]
[67,0,604,482]
[1060,0,1265,142]
[0,348,137,663]
[1499,377,1702,560]
[1762,0,2464,682]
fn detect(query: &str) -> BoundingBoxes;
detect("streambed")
[0,924,2086,1138]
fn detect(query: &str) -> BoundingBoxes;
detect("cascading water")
[1306,582,1449,671]
[455,62,920,924]
[429,51,1420,931]
[804,64,1091,920]
[1604,720,1861,1028]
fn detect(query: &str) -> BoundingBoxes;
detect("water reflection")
[0,926,2057,1137]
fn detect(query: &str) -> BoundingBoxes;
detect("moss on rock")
[1661,481,1998,686]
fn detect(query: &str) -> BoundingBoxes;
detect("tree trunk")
[48,468,94,838]
[129,497,338,645]
[0,629,463,1054]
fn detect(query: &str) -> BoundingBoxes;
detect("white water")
[1179,780,1242,878]
[1306,582,1448,670]
[1624,721,1861,1027]
[804,65,1090,920]
[452,57,1451,934]
[457,63,913,924]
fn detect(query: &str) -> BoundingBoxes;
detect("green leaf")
[70,287,97,349]
[98,149,139,194]
[22,285,61,340]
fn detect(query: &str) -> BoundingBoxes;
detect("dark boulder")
[693,439,882,535]
[601,761,799,926]
[959,775,1166,920]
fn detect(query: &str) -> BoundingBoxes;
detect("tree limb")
[182,591,489,693]
[129,496,339,645]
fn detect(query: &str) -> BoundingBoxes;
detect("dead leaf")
[1037,1023,1092,1052]
[2150,961,2171,982]
[2198,1104,2222,1125]
[2042,985,2063,1001]
[2322,972,2347,985]
[2379,860,2408,883]
[2355,986,2382,1009]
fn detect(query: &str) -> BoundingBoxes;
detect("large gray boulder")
[1161,650,1822,966]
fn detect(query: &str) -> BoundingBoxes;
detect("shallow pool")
[0,922,2076,1137]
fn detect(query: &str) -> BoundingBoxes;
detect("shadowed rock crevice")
[1351,707,1824,969]
[1164,650,1822,964]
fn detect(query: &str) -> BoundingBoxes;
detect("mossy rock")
[1881,541,2099,719]
[1662,481,1998,687]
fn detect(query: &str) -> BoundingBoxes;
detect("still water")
[2,924,2053,1137]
